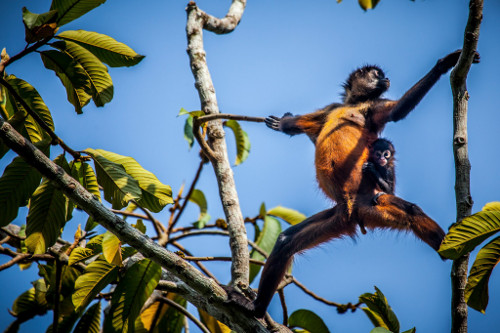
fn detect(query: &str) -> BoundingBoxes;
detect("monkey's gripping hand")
[221,285,258,317]
[436,49,480,74]
[265,112,294,132]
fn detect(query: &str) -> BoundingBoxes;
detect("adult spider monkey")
[225,50,479,318]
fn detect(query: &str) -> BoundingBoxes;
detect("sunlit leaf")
[102,231,122,266]
[25,155,69,254]
[249,215,281,283]
[40,49,91,114]
[74,301,101,333]
[439,210,500,260]
[0,156,42,227]
[108,259,161,333]
[268,206,306,225]
[370,328,393,333]
[224,119,250,165]
[51,40,113,107]
[132,219,146,234]
[198,308,231,333]
[50,0,106,27]
[483,202,500,212]
[93,149,173,211]
[56,30,144,67]
[358,0,380,11]
[85,148,142,209]
[11,287,48,318]
[288,309,330,333]
[189,189,211,228]
[359,286,399,333]
[72,257,118,312]
[69,247,97,266]
[5,75,54,142]
[136,294,186,333]
[71,161,101,202]
[465,236,500,313]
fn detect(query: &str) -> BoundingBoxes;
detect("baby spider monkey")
[225,50,479,318]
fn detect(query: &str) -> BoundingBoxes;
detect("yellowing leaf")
[102,231,122,266]
[199,309,231,333]
[268,206,306,225]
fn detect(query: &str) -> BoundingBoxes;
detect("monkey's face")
[344,66,390,103]
[372,149,392,167]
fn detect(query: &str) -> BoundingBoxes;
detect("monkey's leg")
[252,206,356,318]
[358,194,445,252]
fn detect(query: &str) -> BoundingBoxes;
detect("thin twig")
[0,37,52,74]
[292,277,359,311]
[170,241,219,283]
[168,230,269,258]
[158,296,211,333]
[278,289,288,326]
[0,77,81,160]
[168,160,205,234]
[196,113,265,124]
[184,255,264,266]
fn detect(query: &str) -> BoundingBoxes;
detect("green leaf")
[370,328,393,333]
[483,201,500,212]
[0,156,42,227]
[136,295,186,333]
[74,301,101,333]
[132,219,146,234]
[358,0,380,11]
[465,236,500,313]
[71,161,101,201]
[85,216,99,231]
[72,257,119,312]
[267,206,306,225]
[25,155,69,254]
[178,108,204,118]
[85,148,142,209]
[183,115,195,148]
[109,259,162,333]
[359,286,400,333]
[22,8,58,30]
[102,231,122,266]
[224,119,250,165]
[89,149,173,212]
[189,189,211,228]
[56,30,144,67]
[402,328,416,333]
[11,287,48,318]
[198,308,231,333]
[51,40,113,107]
[40,49,91,114]
[22,8,58,43]
[5,75,54,142]
[249,215,281,283]
[439,210,500,260]
[288,309,330,333]
[69,247,98,266]
[50,0,106,27]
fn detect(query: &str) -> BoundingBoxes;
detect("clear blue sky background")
[1,0,500,332]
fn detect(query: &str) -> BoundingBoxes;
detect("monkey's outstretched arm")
[265,109,331,141]
[388,50,480,122]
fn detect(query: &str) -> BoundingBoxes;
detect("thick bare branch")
[0,117,268,332]
[186,1,250,288]
[449,1,483,332]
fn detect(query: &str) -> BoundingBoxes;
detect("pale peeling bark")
[186,1,250,288]
[449,1,483,332]
[0,118,270,332]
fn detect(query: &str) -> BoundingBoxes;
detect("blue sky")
[1,0,500,332]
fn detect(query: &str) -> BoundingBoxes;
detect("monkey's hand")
[362,162,376,174]
[265,112,293,132]
[437,49,480,73]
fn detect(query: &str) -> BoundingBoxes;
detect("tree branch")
[0,117,267,332]
[449,1,483,332]
[186,0,250,288]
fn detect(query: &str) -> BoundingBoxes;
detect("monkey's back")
[315,103,377,210]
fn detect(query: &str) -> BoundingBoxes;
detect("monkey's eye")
[383,150,391,159]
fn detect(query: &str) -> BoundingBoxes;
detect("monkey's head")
[342,65,390,104]
[370,138,395,167]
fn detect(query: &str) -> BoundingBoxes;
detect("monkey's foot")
[371,192,386,205]
[221,285,257,317]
